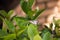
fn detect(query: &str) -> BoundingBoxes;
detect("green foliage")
[43,32,52,40]
[3,34,16,40]
[33,34,42,40]
[27,24,38,40]
[14,17,29,30]
[53,19,60,36]
[1,0,60,40]
[0,10,14,19]
[0,0,45,40]
[41,28,50,38]
[20,0,45,20]
[54,19,60,27]
[0,10,7,18]
[7,10,14,18]
[4,19,15,32]
[28,0,34,7]
[0,29,7,38]
[33,9,45,20]
[0,0,60,40]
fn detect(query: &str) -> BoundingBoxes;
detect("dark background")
[0,0,20,12]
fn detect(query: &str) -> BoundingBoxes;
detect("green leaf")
[14,17,29,30]
[22,37,28,40]
[28,0,34,7]
[3,34,16,40]
[0,16,4,21]
[20,0,24,5]
[0,16,7,32]
[27,24,38,40]
[4,19,15,32]
[53,19,60,36]
[41,28,51,37]
[53,38,58,40]
[33,34,42,40]
[43,32,52,40]
[2,22,7,33]
[8,10,14,18]
[55,27,60,36]
[33,9,45,20]
[26,10,35,20]
[21,1,30,14]
[17,27,27,36]
[0,29,7,38]
[0,10,7,18]
[54,19,60,27]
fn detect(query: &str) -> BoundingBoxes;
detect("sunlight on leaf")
[33,34,42,40]
[3,34,16,40]
[8,10,14,18]
[27,24,38,40]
